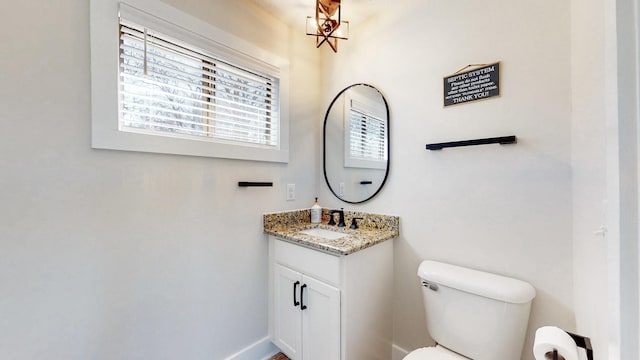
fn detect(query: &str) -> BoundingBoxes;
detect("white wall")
[572,0,640,358]
[0,0,321,359]
[319,1,574,359]
[3,0,634,359]
[610,0,640,358]
[570,0,611,359]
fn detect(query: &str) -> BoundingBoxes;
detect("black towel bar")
[238,182,273,187]
[426,135,517,150]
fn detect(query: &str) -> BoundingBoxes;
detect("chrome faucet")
[328,208,346,227]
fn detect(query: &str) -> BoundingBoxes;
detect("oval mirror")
[323,84,389,203]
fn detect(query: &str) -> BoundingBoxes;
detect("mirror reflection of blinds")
[348,107,387,161]
[118,19,279,147]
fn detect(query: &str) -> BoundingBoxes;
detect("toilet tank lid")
[418,260,536,304]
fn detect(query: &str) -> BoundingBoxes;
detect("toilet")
[405,260,536,360]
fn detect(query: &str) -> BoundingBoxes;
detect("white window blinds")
[344,96,387,169]
[118,18,280,147]
[348,108,387,161]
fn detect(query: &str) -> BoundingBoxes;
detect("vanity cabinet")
[269,236,394,360]
[273,263,340,359]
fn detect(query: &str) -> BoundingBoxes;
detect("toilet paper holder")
[548,331,593,360]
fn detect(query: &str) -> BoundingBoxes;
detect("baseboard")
[226,338,408,360]
[392,343,409,360]
[223,336,280,360]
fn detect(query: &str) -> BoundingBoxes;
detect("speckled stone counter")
[263,209,399,256]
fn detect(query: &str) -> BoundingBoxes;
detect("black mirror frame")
[323,83,390,204]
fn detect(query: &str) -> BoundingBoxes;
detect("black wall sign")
[443,62,500,107]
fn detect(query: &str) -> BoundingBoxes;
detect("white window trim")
[90,0,289,162]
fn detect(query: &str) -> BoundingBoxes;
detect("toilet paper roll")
[533,326,579,360]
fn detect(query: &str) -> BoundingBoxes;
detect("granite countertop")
[263,209,399,256]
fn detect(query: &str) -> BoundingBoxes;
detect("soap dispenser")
[311,197,322,224]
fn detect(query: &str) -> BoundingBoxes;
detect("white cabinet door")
[274,263,341,360]
[301,275,341,360]
[274,264,302,359]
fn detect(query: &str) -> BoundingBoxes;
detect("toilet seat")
[403,345,470,360]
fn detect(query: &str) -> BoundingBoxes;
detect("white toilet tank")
[418,260,536,360]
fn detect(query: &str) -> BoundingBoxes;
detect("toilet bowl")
[404,260,536,360]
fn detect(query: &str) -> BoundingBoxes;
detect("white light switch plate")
[286,184,295,201]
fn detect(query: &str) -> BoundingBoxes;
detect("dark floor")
[269,352,290,360]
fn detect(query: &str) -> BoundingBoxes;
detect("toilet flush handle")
[422,281,439,291]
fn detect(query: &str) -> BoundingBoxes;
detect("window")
[90,0,289,162]
[344,97,388,170]
[119,19,279,146]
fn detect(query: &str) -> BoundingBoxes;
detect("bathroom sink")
[298,228,348,240]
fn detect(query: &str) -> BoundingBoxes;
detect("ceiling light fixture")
[306,0,349,53]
